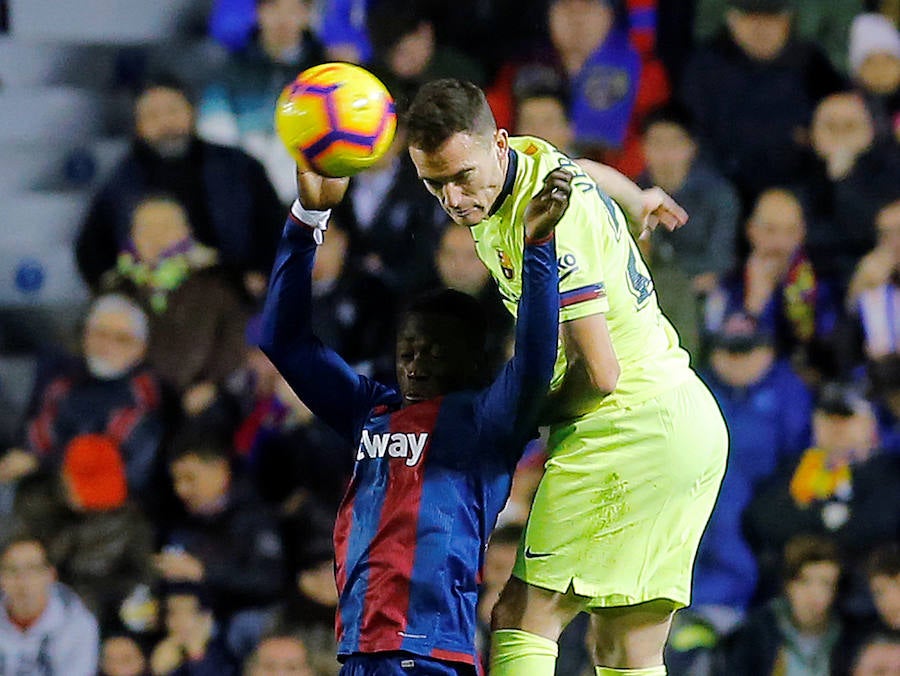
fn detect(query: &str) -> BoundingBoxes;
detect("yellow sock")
[490,629,558,676]
[595,667,666,675]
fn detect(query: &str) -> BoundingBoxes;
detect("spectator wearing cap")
[694,0,864,75]
[695,311,812,630]
[150,581,238,676]
[0,294,164,507]
[681,0,845,206]
[705,188,839,379]
[849,13,900,140]
[0,535,99,676]
[745,382,900,598]
[77,77,284,293]
[11,433,155,629]
[156,425,284,623]
[800,94,900,294]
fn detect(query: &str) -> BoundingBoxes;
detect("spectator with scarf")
[705,188,839,380]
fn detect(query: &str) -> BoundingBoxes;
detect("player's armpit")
[543,314,620,422]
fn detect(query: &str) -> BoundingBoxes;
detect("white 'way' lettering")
[357,430,428,467]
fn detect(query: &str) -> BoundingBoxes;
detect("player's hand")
[524,169,573,242]
[637,187,689,241]
[296,166,349,210]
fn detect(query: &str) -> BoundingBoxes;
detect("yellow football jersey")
[470,136,692,411]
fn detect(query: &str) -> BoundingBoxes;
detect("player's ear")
[494,129,509,157]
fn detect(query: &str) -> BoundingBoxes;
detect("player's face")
[395,313,476,405]
[410,130,509,227]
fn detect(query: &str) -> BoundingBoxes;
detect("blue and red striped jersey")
[260,209,558,666]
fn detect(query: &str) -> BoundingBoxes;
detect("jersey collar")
[488,147,518,217]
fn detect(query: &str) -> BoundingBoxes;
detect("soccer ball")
[275,62,397,178]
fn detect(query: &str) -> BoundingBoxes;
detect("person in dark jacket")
[745,383,900,597]
[680,0,845,205]
[76,76,284,294]
[155,426,284,622]
[12,433,155,630]
[149,582,238,676]
[1,295,164,501]
[716,534,844,676]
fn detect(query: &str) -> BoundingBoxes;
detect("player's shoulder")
[509,135,568,170]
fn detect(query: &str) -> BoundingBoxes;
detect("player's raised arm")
[476,169,567,450]
[258,170,394,442]
[575,158,688,240]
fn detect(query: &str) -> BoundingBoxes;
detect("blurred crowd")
[1,0,900,674]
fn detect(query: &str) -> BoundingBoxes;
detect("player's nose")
[442,182,463,208]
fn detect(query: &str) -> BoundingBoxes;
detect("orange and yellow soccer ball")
[275,62,397,178]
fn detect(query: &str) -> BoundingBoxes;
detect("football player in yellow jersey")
[406,79,728,676]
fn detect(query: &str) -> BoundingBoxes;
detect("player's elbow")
[591,361,622,394]
[588,360,620,395]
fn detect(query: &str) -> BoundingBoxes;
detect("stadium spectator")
[512,84,576,155]
[157,426,284,622]
[868,354,900,455]
[329,126,446,294]
[77,76,284,292]
[849,634,900,676]
[0,536,99,676]
[233,354,348,510]
[716,534,844,675]
[198,0,324,203]
[681,0,844,205]
[243,634,314,676]
[802,92,900,292]
[693,0,864,74]
[283,219,397,382]
[487,0,670,177]
[638,103,741,360]
[638,103,740,297]
[11,433,155,629]
[848,13,900,140]
[745,382,900,596]
[704,188,839,379]
[364,0,484,113]
[100,634,150,676]
[104,196,251,422]
[1,295,163,500]
[696,312,813,629]
[866,542,900,632]
[149,582,238,676]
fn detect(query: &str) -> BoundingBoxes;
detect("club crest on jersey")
[357,430,428,467]
[497,249,515,280]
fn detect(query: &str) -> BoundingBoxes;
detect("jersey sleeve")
[554,183,623,322]
[475,236,559,458]
[258,212,396,444]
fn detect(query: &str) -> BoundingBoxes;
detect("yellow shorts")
[512,375,728,608]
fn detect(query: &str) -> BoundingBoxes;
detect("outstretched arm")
[477,169,567,452]
[258,171,395,442]
[575,158,688,239]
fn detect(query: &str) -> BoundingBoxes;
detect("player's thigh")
[514,377,727,604]
[339,654,476,676]
[492,575,589,639]
[589,599,679,666]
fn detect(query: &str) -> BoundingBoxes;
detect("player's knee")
[490,578,527,630]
